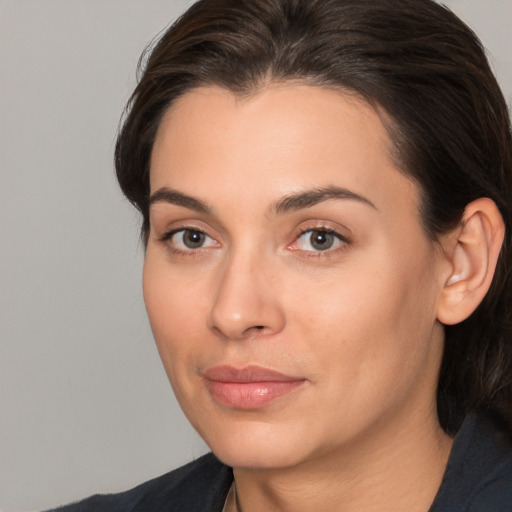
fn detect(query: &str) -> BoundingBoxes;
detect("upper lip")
[203,365,303,383]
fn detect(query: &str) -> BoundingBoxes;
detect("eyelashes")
[291,227,349,253]
[158,225,350,258]
[159,228,219,254]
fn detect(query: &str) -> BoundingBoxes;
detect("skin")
[144,84,454,511]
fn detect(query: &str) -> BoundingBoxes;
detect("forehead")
[149,84,419,218]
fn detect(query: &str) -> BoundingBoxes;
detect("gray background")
[1,1,510,511]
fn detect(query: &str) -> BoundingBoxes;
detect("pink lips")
[203,365,306,409]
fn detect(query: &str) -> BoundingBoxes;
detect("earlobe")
[437,198,505,326]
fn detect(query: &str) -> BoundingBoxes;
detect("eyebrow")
[148,185,377,216]
[149,187,212,213]
[272,186,377,214]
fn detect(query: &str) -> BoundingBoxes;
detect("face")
[144,84,446,470]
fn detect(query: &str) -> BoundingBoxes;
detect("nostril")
[243,325,266,336]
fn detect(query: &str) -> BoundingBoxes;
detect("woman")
[50,0,512,510]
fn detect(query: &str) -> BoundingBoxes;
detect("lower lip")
[206,380,305,409]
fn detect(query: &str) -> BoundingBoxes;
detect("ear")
[436,198,505,325]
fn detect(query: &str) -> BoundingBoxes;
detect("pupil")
[311,231,334,250]
[184,230,205,248]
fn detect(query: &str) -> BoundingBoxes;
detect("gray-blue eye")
[170,229,216,250]
[296,230,343,251]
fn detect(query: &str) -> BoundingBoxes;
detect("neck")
[233,409,453,512]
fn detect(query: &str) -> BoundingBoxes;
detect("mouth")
[203,365,307,409]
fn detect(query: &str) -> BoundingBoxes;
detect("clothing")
[47,453,232,512]
[46,414,511,512]
[429,414,512,511]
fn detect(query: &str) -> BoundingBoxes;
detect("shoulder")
[44,453,233,512]
[430,414,512,512]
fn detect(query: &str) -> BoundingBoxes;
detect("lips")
[203,365,306,409]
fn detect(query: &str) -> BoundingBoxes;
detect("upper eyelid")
[294,229,349,247]
[297,226,348,240]
[155,220,351,248]
[295,222,352,241]
[159,228,219,254]
[160,226,208,241]
[152,215,226,240]
[288,225,351,254]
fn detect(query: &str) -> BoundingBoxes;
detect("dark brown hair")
[115,0,512,434]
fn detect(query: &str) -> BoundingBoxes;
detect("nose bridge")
[208,244,284,340]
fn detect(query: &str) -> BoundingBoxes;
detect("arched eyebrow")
[272,186,377,214]
[149,187,212,213]
[149,185,377,215]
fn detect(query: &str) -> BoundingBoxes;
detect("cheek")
[142,257,218,424]
[142,256,210,370]
[286,252,439,392]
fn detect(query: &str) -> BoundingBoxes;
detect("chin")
[212,441,307,471]
[195,417,314,470]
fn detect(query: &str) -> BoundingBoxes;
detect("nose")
[207,251,286,341]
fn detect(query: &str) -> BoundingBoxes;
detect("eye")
[294,229,346,252]
[164,228,218,251]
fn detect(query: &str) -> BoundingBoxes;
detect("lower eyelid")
[157,224,349,256]
[287,225,350,254]
[161,228,220,254]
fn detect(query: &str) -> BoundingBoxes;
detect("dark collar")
[429,413,512,511]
